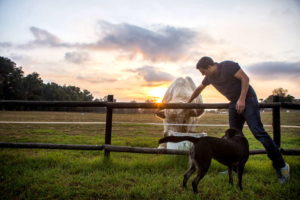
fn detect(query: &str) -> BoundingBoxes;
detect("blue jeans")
[229,93,285,169]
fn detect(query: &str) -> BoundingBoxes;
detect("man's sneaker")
[277,163,290,184]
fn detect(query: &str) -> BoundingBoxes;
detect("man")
[188,56,290,184]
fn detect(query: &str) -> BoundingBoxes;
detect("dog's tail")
[159,136,200,144]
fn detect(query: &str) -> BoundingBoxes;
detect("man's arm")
[188,84,207,103]
[234,69,249,113]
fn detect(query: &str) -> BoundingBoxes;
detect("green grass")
[0,111,299,199]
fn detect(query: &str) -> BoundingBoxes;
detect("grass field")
[0,111,299,200]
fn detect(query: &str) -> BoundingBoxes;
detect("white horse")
[156,77,205,148]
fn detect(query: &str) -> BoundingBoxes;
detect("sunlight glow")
[147,87,167,102]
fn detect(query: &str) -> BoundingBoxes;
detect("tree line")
[0,57,94,101]
[0,57,105,112]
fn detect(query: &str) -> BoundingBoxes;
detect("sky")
[0,0,299,103]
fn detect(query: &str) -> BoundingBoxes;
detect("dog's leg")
[192,169,207,193]
[183,162,196,188]
[228,166,233,185]
[192,158,211,193]
[237,164,245,190]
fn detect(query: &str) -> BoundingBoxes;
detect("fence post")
[272,96,281,147]
[104,95,114,159]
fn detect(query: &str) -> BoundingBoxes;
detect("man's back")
[202,61,255,102]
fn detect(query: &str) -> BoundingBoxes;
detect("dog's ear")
[225,128,239,138]
[155,109,165,119]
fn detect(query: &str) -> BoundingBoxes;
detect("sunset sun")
[147,87,167,102]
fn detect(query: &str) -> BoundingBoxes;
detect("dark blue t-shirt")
[202,61,255,102]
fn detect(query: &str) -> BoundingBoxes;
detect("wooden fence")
[0,95,300,158]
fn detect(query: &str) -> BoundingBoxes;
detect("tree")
[42,82,64,101]
[22,72,43,100]
[272,88,288,97]
[264,88,295,103]
[285,94,295,102]
[0,57,24,99]
[82,89,94,101]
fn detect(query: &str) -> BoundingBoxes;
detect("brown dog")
[159,128,249,193]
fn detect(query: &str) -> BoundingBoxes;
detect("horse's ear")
[155,110,165,119]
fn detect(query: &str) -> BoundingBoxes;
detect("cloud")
[89,21,200,61]
[247,61,300,80]
[141,82,168,87]
[65,51,90,64]
[9,54,31,62]
[2,21,214,62]
[30,27,61,45]
[128,65,175,82]
[0,42,12,48]
[17,27,72,48]
[77,75,117,83]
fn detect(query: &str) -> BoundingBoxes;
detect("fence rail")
[0,100,291,108]
[0,97,299,158]
[1,142,300,155]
